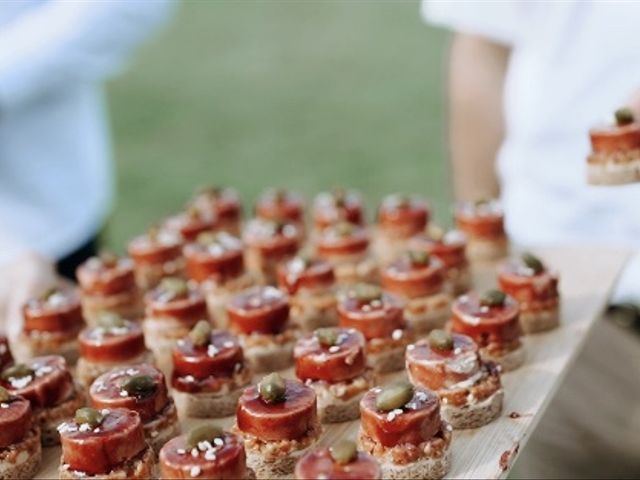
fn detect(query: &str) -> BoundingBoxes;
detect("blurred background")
[106,0,449,250]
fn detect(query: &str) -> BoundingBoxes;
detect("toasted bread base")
[311,373,375,423]
[380,447,452,480]
[76,351,155,388]
[520,308,560,334]
[38,387,85,446]
[59,444,155,479]
[466,237,508,262]
[289,292,338,332]
[143,317,193,376]
[145,400,180,453]
[404,295,451,334]
[446,265,472,296]
[81,291,143,327]
[245,443,312,480]
[14,331,80,366]
[173,384,245,418]
[481,343,525,373]
[0,427,42,480]
[243,339,295,373]
[203,273,256,329]
[367,344,406,374]
[441,388,504,429]
[587,159,640,185]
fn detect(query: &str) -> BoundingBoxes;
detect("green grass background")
[105,0,450,250]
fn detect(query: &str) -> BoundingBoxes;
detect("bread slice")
[245,444,311,480]
[367,344,406,374]
[466,237,508,262]
[404,293,451,334]
[481,343,525,373]
[311,372,375,424]
[173,385,244,418]
[38,387,86,446]
[144,400,180,452]
[381,447,451,480]
[242,338,295,373]
[520,308,559,334]
[441,388,504,429]
[0,427,42,480]
[13,331,80,366]
[587,159,640,185]
[59,444,155,479]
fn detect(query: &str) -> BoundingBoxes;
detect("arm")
[446,33,510,201]
[0,0,176,110]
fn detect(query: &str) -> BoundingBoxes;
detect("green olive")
[159,277,189,298]
[428,329,454,351]
[474,198,489,207]
[98,250,118,267]
[258,373,286,404]
[74,407,105,428]
[406,250,430,266]
[97,312,127,330]
[330,439,358,464]
[351,283,382,303]
[315,327,340,347]
[189,320,212,347]
[479,289,507,307]
[615,107,634,126]
[186,424,224,449]
[0,387,11,402]
[376,381,414,412]
[121,374,156,398]
[521,252,544,274]
[1,364,34,381]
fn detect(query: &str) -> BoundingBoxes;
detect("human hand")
[1,251,58,342]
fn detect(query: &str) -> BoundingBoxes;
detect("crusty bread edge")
[173,386,243,418]
[380,446,452,480]
[441,388,504,430]
[0,427,42,480]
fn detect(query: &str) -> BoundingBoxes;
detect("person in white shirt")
[423,1,640,477]
[0,1,175,336]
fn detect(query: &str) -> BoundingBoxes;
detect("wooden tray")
[36,246,628,479]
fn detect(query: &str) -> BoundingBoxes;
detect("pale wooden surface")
[36,246,629,479]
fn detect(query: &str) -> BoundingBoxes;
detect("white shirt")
[423,1,640,301]
[0,0,174,265]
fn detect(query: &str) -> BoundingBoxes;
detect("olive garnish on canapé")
[314,327,340,347]
[258,373,286,404]
[521,252,544,274]
[479,289,507,307]
[74,407,105,429]
[1,363,34,381]
[330,439,358,464]
[121,375,157,398]
[185,424,224,450]
[189,320,212,347]
[375,381,414,412]
[615,107,634,126]
[428,329,454,351]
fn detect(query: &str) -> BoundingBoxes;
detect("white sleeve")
[421,0,521,46]
[0,0,177,110]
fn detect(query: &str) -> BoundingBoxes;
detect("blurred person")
[0,1,175,338]
[423,1,640,478]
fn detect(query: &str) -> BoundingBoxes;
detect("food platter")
[35,245,628,479]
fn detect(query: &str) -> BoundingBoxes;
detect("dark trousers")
[56,236,99,281]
